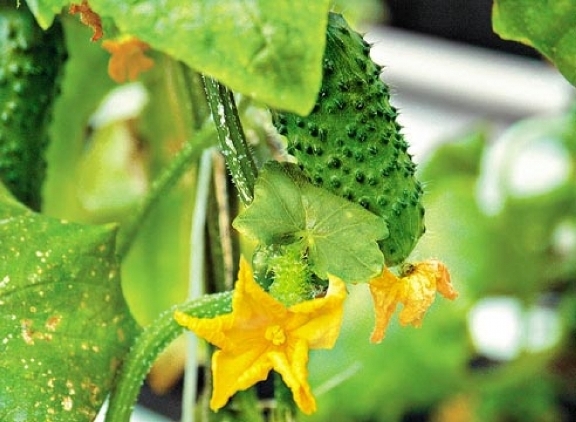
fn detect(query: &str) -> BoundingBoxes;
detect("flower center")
[265,324,286,346]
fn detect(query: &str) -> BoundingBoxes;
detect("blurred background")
[78,1,575,421]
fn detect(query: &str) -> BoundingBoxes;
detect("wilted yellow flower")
[369,260,457,343]
[174,257,347,414]
[102,36,154,83]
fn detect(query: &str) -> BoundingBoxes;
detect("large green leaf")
[233,162,388,283]
[0,188,139,421]
[493,0,576,87]
[26,0,330,115]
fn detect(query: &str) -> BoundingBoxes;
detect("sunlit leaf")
[233,162,388,282]
[493,0,576,87]
[0,187,139,421]
[26,0,330,115]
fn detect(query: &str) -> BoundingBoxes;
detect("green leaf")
[493,0,576,87]
[233,162,388,282]
[26,0,330,115]
[23,0,66,29]
[0,189,139,421]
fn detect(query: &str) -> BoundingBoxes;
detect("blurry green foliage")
[306,108,576,421]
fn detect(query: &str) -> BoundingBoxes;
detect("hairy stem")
[104,292,233,422]
[201,76,258,205]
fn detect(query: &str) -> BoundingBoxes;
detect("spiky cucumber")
[273,12,425,266]
[0,1,66,211]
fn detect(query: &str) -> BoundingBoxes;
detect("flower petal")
[369,267,403,343]
[174,311,234,349]
[234,257,288,322]
[289,275,347,349]
[397,268,436,327]
[430,260,458,300]
[398,260,458,326]
[210,347,272,410]
[269,339,316,414]
[368,260,458,343]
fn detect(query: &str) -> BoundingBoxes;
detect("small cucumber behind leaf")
[273,12,425,266]
[0,1,66,211]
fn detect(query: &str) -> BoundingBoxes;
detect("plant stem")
[104,292,233,422]
[181,148,215,422]
[201,76,258,205]
[115,125,215,258]
[181,65,211,131]
[206,152,238,293]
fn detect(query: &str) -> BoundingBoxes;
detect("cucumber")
[273,12,425,266]
[0,1,66,211]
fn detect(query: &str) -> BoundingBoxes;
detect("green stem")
[206,152,239,293]
[181,65,211,130]
[104,292,233,422]
[202,76,258,205]
[181,148,214,422]
[115,125,215,258]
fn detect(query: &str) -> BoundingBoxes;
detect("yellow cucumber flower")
[174,257,347,414]
[369,260,458,343]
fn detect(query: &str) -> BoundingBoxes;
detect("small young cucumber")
[0,1,66,211]
[273,12,425,266]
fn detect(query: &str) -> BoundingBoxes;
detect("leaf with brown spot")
[0,186,140,421]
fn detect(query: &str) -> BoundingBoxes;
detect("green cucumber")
[273,12,425,266]
[0,1,66,211]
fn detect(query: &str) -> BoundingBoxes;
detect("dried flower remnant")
[69,0,103,41]
[101,36,155,83]
[369,259,458,343]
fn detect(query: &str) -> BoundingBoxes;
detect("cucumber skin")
[273,13,425,266]
[0,2,66,211]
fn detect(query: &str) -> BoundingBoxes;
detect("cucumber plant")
[0,0,66,211]
[0,1,497,420]
[1,0,573,420]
